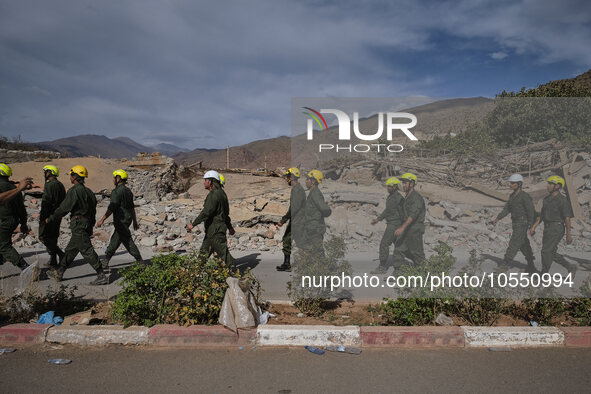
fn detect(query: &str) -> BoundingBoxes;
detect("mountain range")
[37,135,190,158]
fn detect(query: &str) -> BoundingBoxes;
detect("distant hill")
[38,134,190,158]
[174,97,493,169]
[152,143,191,157]
[37,134,151,158]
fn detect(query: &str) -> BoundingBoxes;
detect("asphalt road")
[1,345,591,393]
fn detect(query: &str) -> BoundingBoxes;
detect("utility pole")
[226,146,229,169]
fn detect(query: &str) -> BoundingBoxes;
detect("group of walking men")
[0,161,578,285]
[0,163,142,285]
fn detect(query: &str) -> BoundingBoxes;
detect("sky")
[1,0,590,150]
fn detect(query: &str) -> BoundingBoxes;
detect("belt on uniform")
[512,216,527,221]
[71,215,90,221]
[544,221,563,226]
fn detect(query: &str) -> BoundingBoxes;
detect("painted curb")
[256,325,361,346]
[561,327,591,347]
[462,326,565,347]
[361,326,464,347]
[149,325,255,347]
[0,324,52,344]
[5,324,591,348]
[45,325,149,346]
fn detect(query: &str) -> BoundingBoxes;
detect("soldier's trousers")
[379,223,402,267]
[541,223,571,273]
[391,226,425,268]
[199,232,235,267]
[59,219,101,272]
[0,218,27,267]
[39,219,63,258]
[282,221,304,256]
[105,222,142,261]
[504,221,534,263]
[302,228,325,259]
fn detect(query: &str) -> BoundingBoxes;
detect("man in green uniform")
[97,169,142,268]
[0,163,34,271]
[529,175,577,276]
[392,172,426,269]
[39,165,66,268]
[276,167,306,272]
[303,170,331,256]
[46,165,108,285]
[186,170,235,268]
[493,174,536,273]
[0,177,33,205]
[371,177,405,274]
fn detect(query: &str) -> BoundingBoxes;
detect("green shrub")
[112,252,254,327]
[379,298,437,326]
[568,298,591,326]
[287,237,351,316]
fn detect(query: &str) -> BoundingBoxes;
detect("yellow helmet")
[113,169,128,180]
[286,167,301,178]
[385,177,401,187]
[547,175,565,188]
[307,169,324,184]
[70,165,88,178]
[219,174,226,186]
[43,165,59,176]
[0,163,12,177]
[400,172,418,183]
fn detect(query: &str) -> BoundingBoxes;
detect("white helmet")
[508,174,524,183]
[203,170,220,181]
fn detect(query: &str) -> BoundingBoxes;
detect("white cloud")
[0,0,589,149]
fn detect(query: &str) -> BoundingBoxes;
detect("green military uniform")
[48,183,101,272]
[193,185,234,267]
[392,190,426,267]
[496,190,535,265]
[39,177,66,263]
[303,186,332,254]
[377,190,406,268]
[0,177,29,268]
[540,192,573,273]
[280,182,306,255]
[105,183,142,262]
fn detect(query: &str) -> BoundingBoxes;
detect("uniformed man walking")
[529,175,577,276]
[371,177,405,274]
[492,174,536,273]
[392,172,426,268]
[39,165,66,268]
[46,166,108,285]
[303,170,331,256]
[97,170,143,268]
[0,163,35,272]
[276,167,306,272]
[186,170,235,267]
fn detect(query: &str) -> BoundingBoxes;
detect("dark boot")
[276,254,291,271]
[89,268,109,286]
[47,266,65,282]
[101,256,111,272]
[524,257,537,274]
[48,253,58,268]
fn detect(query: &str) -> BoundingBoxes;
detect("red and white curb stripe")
[1,324,590,348]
